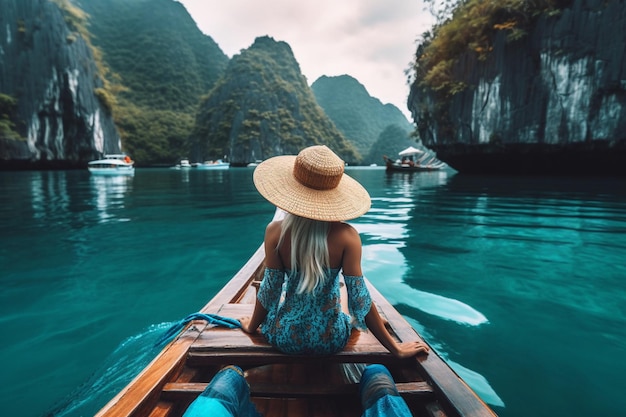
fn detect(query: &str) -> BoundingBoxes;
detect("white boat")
[247,160,263,167]
[88,154,135,175]
[196,159,230,170]
[173,159,192,169]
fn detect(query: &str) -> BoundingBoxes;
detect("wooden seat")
[162,380,433,401]
[180,302,442,415]
[188,303,400,367]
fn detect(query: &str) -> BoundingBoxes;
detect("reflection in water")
[386,173,626,412]
[358,169,502,406]
[446,359,506,407]
[362,243,488,326]
[29,171,71,224]
[362,169,489,326]
[89,174,133,223]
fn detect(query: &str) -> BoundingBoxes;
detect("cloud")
[177,0,435,118]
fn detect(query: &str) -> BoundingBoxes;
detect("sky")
[176,0,435,119]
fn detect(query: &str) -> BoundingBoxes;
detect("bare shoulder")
[266,220,282,233]
[330,221,361,242]
[265,220,282,242]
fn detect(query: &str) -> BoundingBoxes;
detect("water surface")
[0,168,624,417]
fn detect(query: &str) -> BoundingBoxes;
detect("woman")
[240,145,428,359]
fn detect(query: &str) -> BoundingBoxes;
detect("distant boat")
[172,159,192,169]
[88,154,135,175]
[383,146,446,172]
[196,159,230,170]
[247,160,263,167]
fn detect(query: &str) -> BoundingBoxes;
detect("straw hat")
[253,145,371,221]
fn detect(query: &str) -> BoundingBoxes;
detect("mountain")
[2,0,410,167]
[76,0,229,165]
[190,36,359,165]
[0,0,229,167]
[0,0,120,168]
[408,0,626,175]
[311,75,414,163]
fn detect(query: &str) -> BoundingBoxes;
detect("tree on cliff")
[365,124,419,165]
[0,94,24,146]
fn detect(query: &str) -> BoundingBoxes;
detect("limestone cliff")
[408,0,626,175]
[0,0,120,168]
[191,36,359,165]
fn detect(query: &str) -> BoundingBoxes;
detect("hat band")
[293,160,342,191]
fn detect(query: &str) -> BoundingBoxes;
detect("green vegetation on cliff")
[365,124,418,165]
[414,0,566,96]
[78,0,228,164]
[0,94,23,143]
[191,36,359,165]
[311,75,413,163]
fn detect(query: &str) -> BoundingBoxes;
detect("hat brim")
[253,155,371,221]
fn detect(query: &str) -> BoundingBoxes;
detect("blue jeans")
[183,364,411,417]
[183,366,261,417]
[360,364,413,417]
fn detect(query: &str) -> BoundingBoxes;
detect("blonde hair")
[278,213,330,293]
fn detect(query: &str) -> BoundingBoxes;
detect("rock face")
[408,0,626,175]
[0,0,120,168]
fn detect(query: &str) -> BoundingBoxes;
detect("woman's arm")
[241,221,283,334]
[365,305,429,359]
[339,223,429,358]
[240,299,267,334]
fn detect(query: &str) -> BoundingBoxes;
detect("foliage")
[115,102,194,164]
[94,88,114,114]
[51,0,89,37]
[52,0,121,118]
[191,36,359,164]
[78,0,228,164]
[311,75,413,160]
[365,124,418,166]
[414,0,566,96]
[0,94,24,142]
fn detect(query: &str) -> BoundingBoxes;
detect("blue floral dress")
[258,267,372,355]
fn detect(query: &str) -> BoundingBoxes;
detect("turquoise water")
[1,168,625,417]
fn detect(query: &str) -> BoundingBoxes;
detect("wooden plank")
[95,332,198,417]
[147,402,174,417]
[162,381,433,399]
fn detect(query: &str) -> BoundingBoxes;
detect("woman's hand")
[239,300,267,335]
[391,341,430,359]
[239,317,255,334]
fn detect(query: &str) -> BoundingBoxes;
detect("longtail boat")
[96,214,497,417]
[383,146,446,172]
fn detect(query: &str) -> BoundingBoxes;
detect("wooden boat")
[96,214,497,417]
[384,146,446,172]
